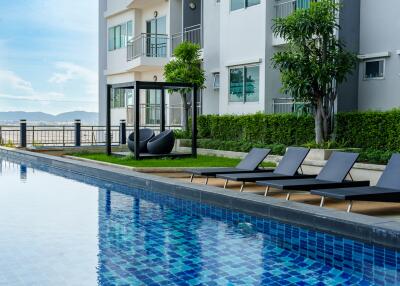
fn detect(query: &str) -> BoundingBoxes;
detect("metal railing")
[171,24,202,55]
[272,98,312,114]
[0,123,186,148]
[274,0,318,18]
[126,103,202,126]
[127,33,169,61]
[0,126,19,147]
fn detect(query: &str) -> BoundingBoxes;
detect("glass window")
[231,0,260,11]
[127,21,133,42]
[229,68,245,102]
[126,89,133,106]
[115,25,121,49]
[108,27,115,51]
[109,21,132,51]
[111,89,126,109]
[245,66,259,102]
[246,0,260,7]
[231,0,244,11]
[121,24,127,48]
[146,90,161,125]
[364,60,385,79]
[229,65,260,103]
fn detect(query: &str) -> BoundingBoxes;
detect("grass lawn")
[72,153,276,168]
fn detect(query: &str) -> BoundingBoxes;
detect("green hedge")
[335,110,400,151]
[192,110,400,152]
[197,113,315,146]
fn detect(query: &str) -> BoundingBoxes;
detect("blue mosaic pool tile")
[2,159,400,285]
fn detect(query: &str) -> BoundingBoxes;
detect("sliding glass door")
[146,16,167,57]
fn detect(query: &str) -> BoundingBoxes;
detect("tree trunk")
[322,115,330,142]
[180,93,190,132]
[315,103,324,144]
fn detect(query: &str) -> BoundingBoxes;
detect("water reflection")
[20,164,27,182]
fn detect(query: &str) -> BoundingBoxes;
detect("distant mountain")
[0,111,99,124]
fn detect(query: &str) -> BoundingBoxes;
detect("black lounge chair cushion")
[127,129,155,153]
[216,147,312,182]
[185,148,271,177]
[310,153,400,203]
[235,148,271,171]
[147,130,175,155]
[375,154,400,190]
[256,178,369,191]
[273,147,310,176]
[217,172,316,182]
[311,186,400,202]
[316,152,359,182]
[189,167,268,176]
[255,151,366,190]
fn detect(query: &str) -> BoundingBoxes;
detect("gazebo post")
[192,84,198,158]
[160,88,166,132]
[106,84,112,156]
[134,81,140,160]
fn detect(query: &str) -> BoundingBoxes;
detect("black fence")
[0,120,180,148]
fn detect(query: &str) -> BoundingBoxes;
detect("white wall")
[218,1,267,115]
[358,0,400,111]
[106,10,136,75]
[202,0,220,115]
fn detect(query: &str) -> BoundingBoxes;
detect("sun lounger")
[256,151,370,200]
[311,153,400,212]
[216,147,316,191]
[185,148,271,184]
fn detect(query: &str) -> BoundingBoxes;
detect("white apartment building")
[99,0,400,125]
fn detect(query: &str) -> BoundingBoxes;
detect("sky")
[0,0,98,115]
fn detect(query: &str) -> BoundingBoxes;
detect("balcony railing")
[127,33,169,61]
[274,0,317,19]
[272,98,311,114]
[171,24,202,55]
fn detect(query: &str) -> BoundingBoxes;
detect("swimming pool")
[0,156,399,286]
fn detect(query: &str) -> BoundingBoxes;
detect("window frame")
[230,0,261,12]
[108,21,133,52]
[363,58,385,80]
[228,64,260,103]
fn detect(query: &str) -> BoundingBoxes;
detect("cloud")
[49,62,98,97]
[0,69,64,101]
[0,70,33,93]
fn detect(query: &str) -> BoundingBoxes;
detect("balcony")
[127,33,170,71]
[171,24,203,55]
[273,0,316,45]
[274,0,317,18]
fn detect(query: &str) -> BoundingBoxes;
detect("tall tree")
[164,42,205,132]
[272,0,357,143]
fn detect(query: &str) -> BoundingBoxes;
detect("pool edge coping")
[1,147,400,250]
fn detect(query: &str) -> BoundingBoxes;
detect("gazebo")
[106,81,198,160]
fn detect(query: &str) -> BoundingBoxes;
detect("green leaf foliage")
[196,113,315,146]
[164,42,205,93]
[335,110,400,151]
[272,0,357,104]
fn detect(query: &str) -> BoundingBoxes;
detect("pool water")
[0,157,399,286]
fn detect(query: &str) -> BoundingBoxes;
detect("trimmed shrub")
[197,113,315,146]
[335,110,400,151]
